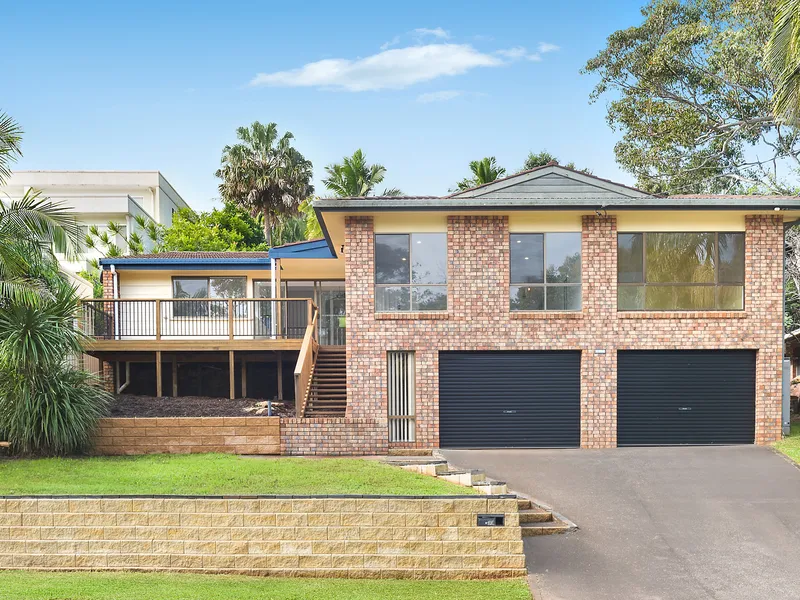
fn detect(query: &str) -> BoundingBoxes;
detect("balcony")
[79,298,315,352]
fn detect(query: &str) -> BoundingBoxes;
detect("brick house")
[87,165,798,453]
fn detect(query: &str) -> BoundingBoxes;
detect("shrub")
[0,279,110,455]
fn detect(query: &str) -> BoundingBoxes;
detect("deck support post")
[229,350,235,400]
[241,355,248,398]
[277,351,283,401]
[155,351,162,397]
[171,355,178,397]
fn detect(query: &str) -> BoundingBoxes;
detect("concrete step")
[519,509,554,524]
[521,521,570,536]
[472,481,508,495]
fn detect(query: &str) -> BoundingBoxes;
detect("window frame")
[171,275,248,318]
[617,231,745,311]
[374,233,448,313]
[509,232,582,312]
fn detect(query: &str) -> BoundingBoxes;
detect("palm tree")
[0,112,23,185]
[453,157,506,192]
[766,0,800,123]
[323,149,403,197]
[0,189,78,303]
[216,122,314,246]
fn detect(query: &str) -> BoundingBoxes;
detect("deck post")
[155,351,162,397]
[171,355,178,397]
[229,350,235,400]
[241,355,248,398]
[277,351,283,400]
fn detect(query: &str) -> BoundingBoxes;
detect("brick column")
[344,217,384,423]
[746,215,784,444]
[580,215,617,448]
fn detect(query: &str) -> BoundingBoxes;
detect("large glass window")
[375,233,447,312]
[172,276,246,317]
[617,232,745,310]
[510,233,582,311]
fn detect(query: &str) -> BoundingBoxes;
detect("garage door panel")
[439,351,580,448]
[618,350,755,446]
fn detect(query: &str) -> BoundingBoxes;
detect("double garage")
[439,350,756,448]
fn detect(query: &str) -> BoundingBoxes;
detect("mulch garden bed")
[109,394,295,418]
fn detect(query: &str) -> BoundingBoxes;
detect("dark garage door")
[618,350,756,446]
[439,351,580,448]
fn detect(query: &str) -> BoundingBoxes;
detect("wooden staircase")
[304,345,347,417]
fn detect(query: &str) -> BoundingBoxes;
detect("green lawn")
[0,572,531,600]
[775,422,800,464]
[0,454,471,496]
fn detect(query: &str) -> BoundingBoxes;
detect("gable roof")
[445,164,654,200]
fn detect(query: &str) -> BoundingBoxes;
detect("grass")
[0,454,472,496]
[0,571,532,600]
[775,422,800,464]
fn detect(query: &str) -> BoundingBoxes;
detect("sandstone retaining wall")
[0,495,525,579]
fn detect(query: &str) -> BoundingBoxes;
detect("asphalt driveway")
[441,446,800,600]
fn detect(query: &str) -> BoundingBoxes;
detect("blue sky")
[5,0,646,211]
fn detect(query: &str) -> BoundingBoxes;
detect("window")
[617,232,745,310]
[172,276,247,317]
[510,233,582,311]
[375,233,447,312]
[387,351,415,442]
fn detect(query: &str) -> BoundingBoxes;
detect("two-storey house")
[86,165,798,454]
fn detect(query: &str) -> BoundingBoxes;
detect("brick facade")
[93,417,280,455]
[280,418,386,456]
[0,495,525,579]
[344,214,785,451]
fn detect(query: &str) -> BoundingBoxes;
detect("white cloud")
[416,90,464,103]
[380,36,400,51]
[413,27,450,39]
[496,46,542,62]
[537,42,560,53]
[249,44,503,92]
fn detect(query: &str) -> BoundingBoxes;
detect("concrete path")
[441,446,800,600]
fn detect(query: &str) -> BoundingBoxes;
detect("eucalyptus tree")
[584,0,799,195]
[216,122,314,246]
[767,0,800,124]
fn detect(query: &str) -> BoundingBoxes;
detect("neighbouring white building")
[0,171,191,290]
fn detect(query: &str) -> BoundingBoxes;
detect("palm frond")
[0,112,23,185]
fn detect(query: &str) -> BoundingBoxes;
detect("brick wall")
[94,417,280,455]
[344,214,785,450]
[0,495,525,579]
[280,418,386,456]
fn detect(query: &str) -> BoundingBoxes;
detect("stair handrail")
[294,301,319,418]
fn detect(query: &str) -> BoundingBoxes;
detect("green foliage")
[0,454,473,496]
[0,279,110,455]
[216,121,314,246]
[0,188,79,304]
[522,150,593,174]
[766,0,800,124]
[453,157,506,192]
[0,111,23,185]
[0,572,533,600]
[300,197,323,239]
[161,205,267,251]
[584,0,800,194]
[323,149,403,197]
